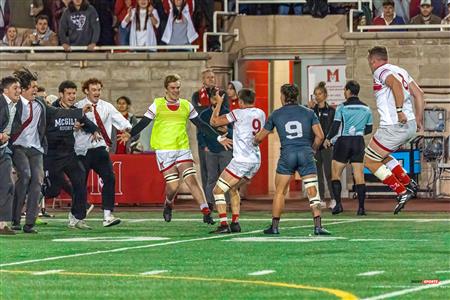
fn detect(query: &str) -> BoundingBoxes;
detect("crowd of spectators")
[0,0,449,51]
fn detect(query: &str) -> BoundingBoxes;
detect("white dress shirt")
[13,96,43,153]
[74,98,132,156]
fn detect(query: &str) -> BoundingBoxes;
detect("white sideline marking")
[140,270,169,275]
[357,271,385,276]
[226,237,346,243]
[53,237,170,242]
[350,239,429,242]
[32,269,64,275]
[372,286,415,289]
[48,218,450,222]
[0,220,357,268]
[435,270,450,273]
[248,270,275,276]
[362,279,450,300]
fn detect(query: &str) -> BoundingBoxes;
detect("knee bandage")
[213,193,226,205]
[164,173,180,183]
[304,177,321,208]
[364,146,385,162]
[216,177,231,194]
[182,167,196,180]
[373,165,393,181]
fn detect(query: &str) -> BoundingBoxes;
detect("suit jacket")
[0,94,12,152]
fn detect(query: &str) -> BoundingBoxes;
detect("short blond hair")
[164,74,181,88]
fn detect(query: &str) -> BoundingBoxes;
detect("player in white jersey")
[209,88,266,233]
[365,46,424,214]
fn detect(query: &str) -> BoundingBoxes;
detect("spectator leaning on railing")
[48,0,70,34]
[22,15,58,46]
[0,0,10,40]
[1,26,21,46]
[371,0,406,31]
[410,0,442,29]
[58,0,100,51]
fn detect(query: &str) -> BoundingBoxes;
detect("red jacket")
[114,0,137,22]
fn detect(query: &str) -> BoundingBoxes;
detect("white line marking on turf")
[226,236,346,243]
[52,237,170,242]
[32,269,64,275]
[0,220,357,268]
[350,239,429,242]
[48,218,450,222]
[248,270,275,276]
[140,270,169,275]
[357,271,385,276]
[435,270,450,273]
[362,279,450,300]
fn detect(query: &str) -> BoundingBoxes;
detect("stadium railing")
[0,45,199,53]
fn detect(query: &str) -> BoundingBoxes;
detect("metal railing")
[0,45,199,53]
[355,24,450,32]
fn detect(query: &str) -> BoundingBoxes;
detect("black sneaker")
[163,204,172,222]
[209,224,230,234]
[331,202,343,215]
[314,227,331,235]
[357,207,366,216]
[230,222,241,233]
[23,224,38,234]
[394,191,413,214]
[203,213,215,225]
[11,223,21,231]
[263,226,279,234]
[406,179,418,198]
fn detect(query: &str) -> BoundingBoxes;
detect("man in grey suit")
[0,76,21,235]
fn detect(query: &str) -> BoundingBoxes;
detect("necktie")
[93,104,112,146]
[11,101,33,142]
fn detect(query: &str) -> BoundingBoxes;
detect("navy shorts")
[276,147,317,176]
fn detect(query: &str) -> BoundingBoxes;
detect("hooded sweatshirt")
[58,4,100,46]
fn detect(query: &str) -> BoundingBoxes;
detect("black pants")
[44,154,87,220]
[78,147,115,211]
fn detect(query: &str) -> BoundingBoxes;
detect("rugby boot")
[314,226,331,235]
[230,222,241,233]
[394,191,413,215]
[406,179,418,198]
[163,204,173,222]
[331,202,343,215]
[357,207,366,216]
[210,224,231,234]
[203,213,215,225]
[263,225,280,234]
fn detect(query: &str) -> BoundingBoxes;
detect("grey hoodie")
[58,4,100,46]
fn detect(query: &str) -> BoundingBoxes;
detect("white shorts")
[372,120,417,152]
[156,150,194,172]
[225,158,260,180]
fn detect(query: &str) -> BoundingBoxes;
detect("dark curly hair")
[280,83,300,105]
[13,67,38,90]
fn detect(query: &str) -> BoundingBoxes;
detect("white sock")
[0,221,6,229]
[104,210,112,219]
[200,203,209,210]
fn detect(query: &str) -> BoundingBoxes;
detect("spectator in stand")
[111,96,139,154]
[49,0,70,33]
[22,15,58,46]
[194,0,220,51]
[58,0,100,52]
[278,4,303,15]
[121,0,160,50]
[91,0,115,46]
[0,0,10,40]
[372,0,406,31]
[161,0,198,49]
[410,0,443,19]
[1,26,22,46]
[442,0,450,30]
[9,0,43,38]
[36,86,47,98]
[226,80,243,111]
[115,0,136,45]
[410,0,442,29]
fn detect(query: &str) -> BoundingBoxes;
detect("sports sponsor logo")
[89,161,123,195]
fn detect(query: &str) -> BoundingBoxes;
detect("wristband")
[217,135,225,142]
[396,107,403,113]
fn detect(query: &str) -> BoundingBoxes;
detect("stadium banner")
[307,65,346,105]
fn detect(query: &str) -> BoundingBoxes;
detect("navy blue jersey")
[264,104,319,150]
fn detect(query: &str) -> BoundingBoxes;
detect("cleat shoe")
[203,213,215,225]
[86,204,95,216]
[209,224,231,234]
[11,224,21,231]
[329,199,337,209]
[230,222,241,233]
[331,202,343,215]
[314,226,331,235]
[406,179,418,198]
[68,212,77,228]
[103,214,121,227]
[394,191,413,215]
[75,220,92,230]
[163,204,173,222]
[357,208,366,216]
[263,226,279,234]
[23,224,38,234]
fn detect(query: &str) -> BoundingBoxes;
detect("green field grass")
[1,211,449,300]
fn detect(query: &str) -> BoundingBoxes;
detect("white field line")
[32,269,64,275]
[435,270,450,273]
[0,220,357,268]
[47,218,450,222]
[362,279,450,300]
[140,270,169,275]
[357,271,385,276]
[350,239,429,242]
[248,270,275,276]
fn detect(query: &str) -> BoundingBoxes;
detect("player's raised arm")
[385,74,407,124]
[311,123,325,151]
[409,80,425,132]
[210,91,230,127]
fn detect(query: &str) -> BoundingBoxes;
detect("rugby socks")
[355,184,367,209]
[231,214,239,223]
[200,203,211,215]
[271,217,280,229]
[382,174,406,195]
[219,213,228,226]
[386,158,411,186]
[313,216,322,228]
[331,180,342,203]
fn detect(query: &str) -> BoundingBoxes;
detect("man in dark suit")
[0,76,21,235]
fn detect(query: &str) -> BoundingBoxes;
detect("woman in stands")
[121,0,160,50]
[1,26,22,46]
[161,0,198,49]
[111,96,140,154]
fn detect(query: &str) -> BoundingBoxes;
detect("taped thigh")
[164,172,180,184]
[364,145,384,162]
[182,167,196,180]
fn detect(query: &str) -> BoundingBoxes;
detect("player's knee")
[181,167,196,180]
[215,177,231,194]
[304,177,321,208]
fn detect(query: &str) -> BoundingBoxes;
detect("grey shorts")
[372,120,417,152]
[225,159,260,180]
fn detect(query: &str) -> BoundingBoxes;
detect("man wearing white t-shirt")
[364,46,425,214]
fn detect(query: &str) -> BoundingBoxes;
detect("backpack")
[304,0,329,18]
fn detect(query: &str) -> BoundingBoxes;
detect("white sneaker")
[68,212,77,228]
[86,204,94,216]
[329,199,337,209]
[103,214,121,227]
[319,201,327,209]
[75,220,92,230]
